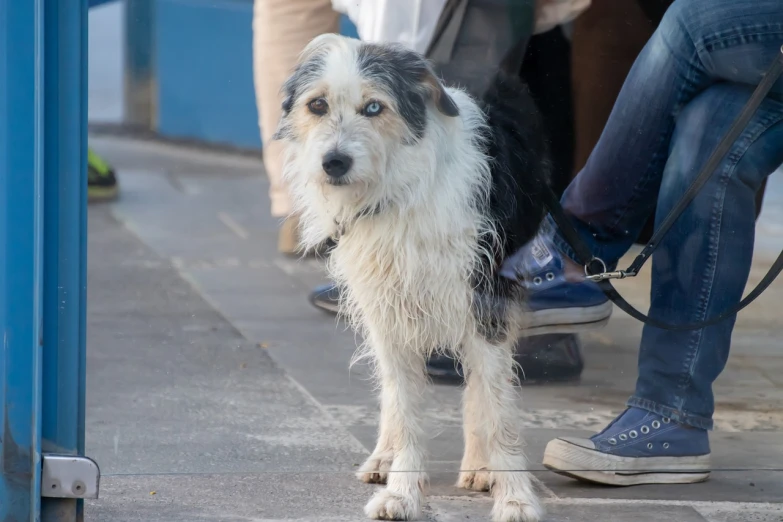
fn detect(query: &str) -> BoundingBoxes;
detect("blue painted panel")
[156,0,262,149]
[153,0,359,149]
[41,0,89,461]
[40,4,90,519]
[341,13,359,39]
[40,0,90,517]
[0,0,45,519]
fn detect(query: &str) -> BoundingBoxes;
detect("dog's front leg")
[362,334,427,521]
[460,336,542,522]
[456,369,491,492]
[356,402,394,484]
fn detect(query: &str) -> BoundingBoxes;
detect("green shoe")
[88,148,118,202]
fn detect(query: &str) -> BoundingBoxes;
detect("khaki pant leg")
[253,0,340,217]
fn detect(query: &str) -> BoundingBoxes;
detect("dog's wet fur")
[274,35,549,522]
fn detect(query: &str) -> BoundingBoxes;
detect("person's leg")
[631,85,783,429]
[252,0,339,254]
[502,0,783,332]
[571,0,768,244]
[543,83,783,485]
[554,0,783,264]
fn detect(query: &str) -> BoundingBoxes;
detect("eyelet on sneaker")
[619,434,628,441]
[641,425,650,434]
[647,443,653,449]
[533,276,543,285]
[609,438,617,445]
[663,442,670,449]
[629,430,638,439]
[663,417,671,424]
[545,272,555,281]
[652,420,661,429]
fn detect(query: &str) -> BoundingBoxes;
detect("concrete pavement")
[83,135,783,521]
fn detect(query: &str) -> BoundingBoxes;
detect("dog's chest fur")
[331,202,483,350]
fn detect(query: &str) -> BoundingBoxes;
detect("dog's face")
[274,35,460,211]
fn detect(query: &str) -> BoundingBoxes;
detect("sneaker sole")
[309,296,340,314]
[523,301,614,336]
[543,437,711,486]
[88,185,119,203]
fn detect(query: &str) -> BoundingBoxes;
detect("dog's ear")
[271,94,295,141]
[421,67,459,118]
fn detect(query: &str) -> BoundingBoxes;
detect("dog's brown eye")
[307,98,328,115]
[363,101,384,117]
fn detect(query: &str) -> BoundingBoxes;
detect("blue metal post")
[40,0,89,520]
[1,0,89,520]
[0,0,45,520]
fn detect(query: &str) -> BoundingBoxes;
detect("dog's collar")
[331,203,385,242]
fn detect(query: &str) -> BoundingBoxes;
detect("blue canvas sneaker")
[543,407,711,485]
[500,232,613,335]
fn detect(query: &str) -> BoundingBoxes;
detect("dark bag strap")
[425,0,469,63]
[544,45,783,332]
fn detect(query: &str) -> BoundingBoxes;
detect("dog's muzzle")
[322,150,353,181]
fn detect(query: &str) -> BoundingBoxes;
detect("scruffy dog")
[274,34,551,522]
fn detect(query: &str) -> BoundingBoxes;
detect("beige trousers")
[252,0,340,217]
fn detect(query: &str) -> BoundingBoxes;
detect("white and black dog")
[274,34,551,522]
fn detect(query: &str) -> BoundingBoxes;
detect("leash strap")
[544,45,783,332]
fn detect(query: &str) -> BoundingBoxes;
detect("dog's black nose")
[322,151,353,178]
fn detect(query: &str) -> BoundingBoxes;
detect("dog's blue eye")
[308,98,328,115]
[363,101,383,117]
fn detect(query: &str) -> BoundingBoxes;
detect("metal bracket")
[41,454,101,499]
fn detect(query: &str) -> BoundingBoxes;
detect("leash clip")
[586,270,630,282]
[584,257,634,282]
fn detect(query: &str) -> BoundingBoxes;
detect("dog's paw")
[357,451,394,484]
[456,469,491,492]
[364,489,421,520]
[491,499,543,522]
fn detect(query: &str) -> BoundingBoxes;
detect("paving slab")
[87,206,367,477]
[427,498,710,522]
[89,473,374,522]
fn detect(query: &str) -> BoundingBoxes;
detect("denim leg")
[626,84,783,430]
[550,0,783,265]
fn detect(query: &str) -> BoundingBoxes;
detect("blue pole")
[1,0,89,519]
[0,0,45,520]
[40,0,89,520]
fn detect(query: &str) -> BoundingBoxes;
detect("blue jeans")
[550,0,783,429]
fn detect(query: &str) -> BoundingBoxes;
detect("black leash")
[543,45,783,332]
